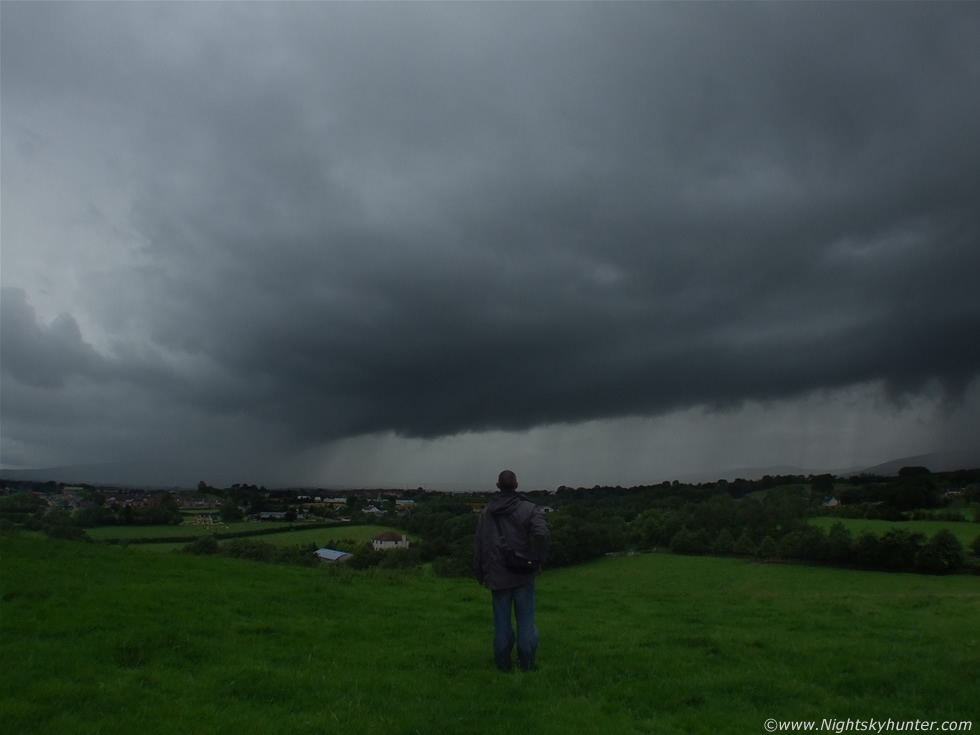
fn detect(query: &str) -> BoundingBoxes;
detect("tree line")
[2,468,977,576]
[386,472,979,577]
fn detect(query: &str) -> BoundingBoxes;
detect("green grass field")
[85,520,307,540]
[2,532,977,735]
[103,524,410,553]
[221,524,413,548]
[810,517,980,547]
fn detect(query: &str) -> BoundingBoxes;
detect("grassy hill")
[2,531,978,734]
[86,523,409,553]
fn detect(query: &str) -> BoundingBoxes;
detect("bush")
[914,530,964,575]
[348,544,383,570]
[0,518,20,534]
[45,523,91,542]
[431,553,471,578]
[223,539,277,563]
[852,531,881,568]
[378,548,421,569]
[184,535,220,555]
[877,529,924,572]
[274,543,318,567]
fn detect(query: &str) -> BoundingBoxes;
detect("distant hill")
[850,448,980,477]
[670,465,821,484]
[668,448,980,484]
[2,446,978,489]
[0,462,205,489]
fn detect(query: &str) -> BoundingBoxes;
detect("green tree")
[670,527,708,555]
[220,500,243,522]
[712,528,735,555]
[152,493,183,525]
[733,531,756,557]
[914,529,964,575]
[811,474,835,495]
[877,529,924,571]
[852,531,881,568]
[778,531,805,560]
[757,535,779,561]
[825,522,853,565]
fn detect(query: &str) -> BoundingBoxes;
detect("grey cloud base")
[2,2,979,482]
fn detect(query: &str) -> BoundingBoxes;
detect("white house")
[372,531,409,551]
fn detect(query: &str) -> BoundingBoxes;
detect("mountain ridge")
[2,447,978,490]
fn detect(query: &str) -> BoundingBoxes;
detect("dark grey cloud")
[2,2,979,480]
[0,288,104,388]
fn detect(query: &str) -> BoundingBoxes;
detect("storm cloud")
[2,2,979,486]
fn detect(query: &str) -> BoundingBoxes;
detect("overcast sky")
[2,2,979,489]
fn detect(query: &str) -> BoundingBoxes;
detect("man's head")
[496,470,518,492]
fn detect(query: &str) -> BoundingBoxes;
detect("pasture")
[2,531,977,735]
[95,523,410,553]
[85,520,304,540]
[810,516,980,547]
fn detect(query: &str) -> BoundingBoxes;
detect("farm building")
[314,548,352,563]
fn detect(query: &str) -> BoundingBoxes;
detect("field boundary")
[99,520,349,545]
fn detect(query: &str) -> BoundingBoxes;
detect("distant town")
[0,478,428,526]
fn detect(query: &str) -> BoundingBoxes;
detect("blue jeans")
[491,580,538,671]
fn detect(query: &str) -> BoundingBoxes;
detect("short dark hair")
[497,470,518,490]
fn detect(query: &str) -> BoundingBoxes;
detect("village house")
[372,531,409,551]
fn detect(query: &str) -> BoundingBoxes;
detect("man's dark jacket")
[473,491,549,591]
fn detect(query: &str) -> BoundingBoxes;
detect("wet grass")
[2,532,977,734]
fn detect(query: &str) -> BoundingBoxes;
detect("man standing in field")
[473,469,550,672]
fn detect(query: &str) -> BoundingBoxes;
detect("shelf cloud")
[2,2,978,487]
